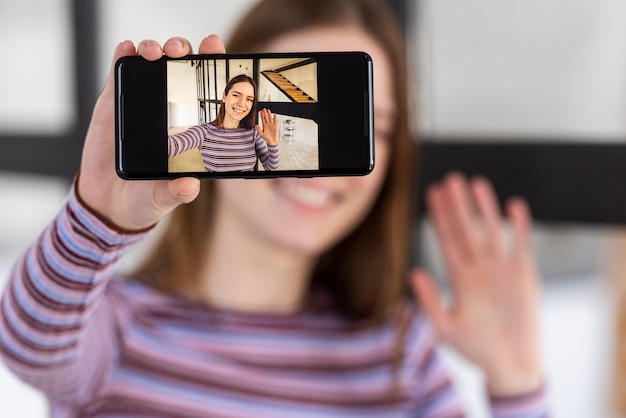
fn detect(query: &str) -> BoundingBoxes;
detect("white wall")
[415,0,626,141]
[0,0,74,133]
[96,0,258,89]
[167,60,198,129]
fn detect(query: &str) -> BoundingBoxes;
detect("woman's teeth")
[280,182,334,208]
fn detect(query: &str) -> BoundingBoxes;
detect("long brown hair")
[134,0,415,324]
[214,74,258,130]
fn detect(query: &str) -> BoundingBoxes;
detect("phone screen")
[115,52,374,179]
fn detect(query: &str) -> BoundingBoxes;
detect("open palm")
[257,108,279,146]
[412,173,543,396]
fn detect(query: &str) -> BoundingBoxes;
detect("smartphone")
[115,52,374,179]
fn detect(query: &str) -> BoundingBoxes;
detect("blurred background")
[1,0,626,416]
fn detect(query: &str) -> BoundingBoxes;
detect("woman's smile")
[273,178,339,212]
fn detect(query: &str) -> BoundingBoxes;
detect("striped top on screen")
[0,187,548,417]
[168,122,280,172]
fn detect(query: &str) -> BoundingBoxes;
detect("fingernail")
[178,188,198,197]
[167,38,184,48]
[179,184,200,196]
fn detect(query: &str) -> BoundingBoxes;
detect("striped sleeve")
[405,312,549,417]
[0,185,151,405]
[489,386,549,418]
[168,125,205,158]
[406,314,465,417]
[254,129,280,171]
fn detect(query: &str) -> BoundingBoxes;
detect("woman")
[168,74,280,172]
[0,0,547,416]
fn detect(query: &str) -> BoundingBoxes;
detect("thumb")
[410,269,448,338]
[154,177,201,210]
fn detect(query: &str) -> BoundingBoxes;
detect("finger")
[163,37,193,58]
[110,40,136,70]
[102,41,137,94]
[426,183,465,275]
[90,41,137,136]
[154,177,201,211]
[199,34,226,54]
[137,40,164,61]
[443,172,482,259]
[262,109,271,124]
[506,197,533,263]
[411,269,448,340]
[471,176,504,254]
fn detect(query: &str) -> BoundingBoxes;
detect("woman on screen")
[168,74,280,172]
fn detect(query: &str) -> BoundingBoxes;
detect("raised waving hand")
[412,173,543,396]
[257,108,279,146]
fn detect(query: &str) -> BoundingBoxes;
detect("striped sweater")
[0,188,548,417]
[168,122,280,172]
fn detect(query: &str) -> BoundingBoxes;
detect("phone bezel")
[115,51,374,179]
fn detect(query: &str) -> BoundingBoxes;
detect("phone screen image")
[167,57,320,173]
[116,52,373,179]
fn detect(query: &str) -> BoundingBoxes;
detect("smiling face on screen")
[221,80,255,128]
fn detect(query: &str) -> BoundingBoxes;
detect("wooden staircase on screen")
[261,71,317,103]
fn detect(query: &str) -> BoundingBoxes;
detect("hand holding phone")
[77,36,225,231]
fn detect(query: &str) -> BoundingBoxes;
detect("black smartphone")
[115,52,374,179]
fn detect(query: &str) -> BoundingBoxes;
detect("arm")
[488,387,548,418]
[405,311,547,418]
[254,129,280,171]
[411,173,548,416]
[405,312,465,417]
[0,35,226,405]
[168,125,205,158]
[0,185,149,404]
[255,108,280,171]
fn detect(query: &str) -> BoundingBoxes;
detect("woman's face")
[222,81,255,127]
[215,25,396,255]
